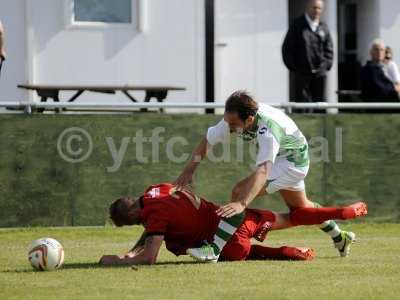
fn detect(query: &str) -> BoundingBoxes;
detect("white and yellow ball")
[28,238,64,271]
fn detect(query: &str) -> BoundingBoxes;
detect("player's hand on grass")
[216,202,245,218]
[124,252,136,258]
[99,255,122,266]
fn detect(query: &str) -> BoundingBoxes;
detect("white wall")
[357,0,400,66]
[2,0,396,110]
[0,0,27,102]
[214,0,288,106]
[358,0,380,65]
[4,0,205,110]
[324,0,339,106]
[255,0,289,103]
[380,0,400,66]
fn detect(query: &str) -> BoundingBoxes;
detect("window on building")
[66,0,147,31]
[338,0,361,97]
[73,0,132,23]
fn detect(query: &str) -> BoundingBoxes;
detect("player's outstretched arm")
[175,137,209,189]
[99,235,164,266]
[217,161,271,218]
[127,230,147,256]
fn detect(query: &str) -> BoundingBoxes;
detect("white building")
[0,0,399,109]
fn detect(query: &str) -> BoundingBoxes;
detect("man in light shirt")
[175,91,358,262]
[0,20,6,61]
[384,46,400,91]
[282,0,333,113]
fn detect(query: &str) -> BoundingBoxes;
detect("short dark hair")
[225,91,258,122]
[109,197,135,227]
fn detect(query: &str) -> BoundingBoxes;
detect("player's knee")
[220,240,251,261]
[281,192,313,210]
[288,209,301,226]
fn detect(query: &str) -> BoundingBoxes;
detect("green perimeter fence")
[0,114,399,227]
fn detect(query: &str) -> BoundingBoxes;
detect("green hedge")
[0,114,399,227]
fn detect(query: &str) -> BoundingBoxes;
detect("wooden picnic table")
[17,84,186,105]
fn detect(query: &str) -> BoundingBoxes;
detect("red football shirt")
[139,183,221,255]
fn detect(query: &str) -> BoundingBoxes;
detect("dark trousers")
[292,73,327,113]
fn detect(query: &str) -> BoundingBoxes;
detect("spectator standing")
[282,0,333,113]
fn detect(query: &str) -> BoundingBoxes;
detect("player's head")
[109,196,142,227]
[306,0,324,21]
[224,90,258,134]
[370,39,386,63]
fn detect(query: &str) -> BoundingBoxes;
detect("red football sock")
[248,245,289,260]
[289,206,355,226]
[248,245,313,261]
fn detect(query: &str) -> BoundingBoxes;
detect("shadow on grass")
[2,261,203,273]
[62,262,103,269]
[2,269,36,274]
[151,261,203,266]
[2,262,102,273]
[62,261,203,269]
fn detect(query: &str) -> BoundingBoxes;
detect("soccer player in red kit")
[99,183,367,266]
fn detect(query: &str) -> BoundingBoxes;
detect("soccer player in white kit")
[175,91,356,262]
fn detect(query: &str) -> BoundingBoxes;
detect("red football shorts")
[220,209,276,261]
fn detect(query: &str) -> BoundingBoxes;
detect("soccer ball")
[28,238,65,271]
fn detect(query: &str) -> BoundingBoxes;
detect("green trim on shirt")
[256,112,310,167]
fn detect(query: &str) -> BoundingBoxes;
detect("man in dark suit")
[361,39,400,109]
[282,0,333,113]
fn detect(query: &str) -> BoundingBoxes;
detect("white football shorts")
[265,157,310,194]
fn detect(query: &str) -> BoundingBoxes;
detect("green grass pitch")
[1,224,399,300]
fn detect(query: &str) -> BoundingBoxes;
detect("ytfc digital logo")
[57,126,343,172]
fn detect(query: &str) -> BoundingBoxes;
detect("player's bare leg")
[279,189,314,209]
